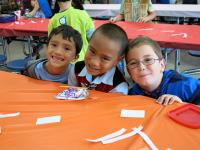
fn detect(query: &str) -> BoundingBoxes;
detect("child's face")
[126,44,165,92]
[46,33,77,71]
[85,32,121,77]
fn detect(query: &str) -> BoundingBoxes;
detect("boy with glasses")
[125,36,200,105]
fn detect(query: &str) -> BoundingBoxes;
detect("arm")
[110,14,124,23]
[137,11,156,22]
[68,65,79,86]
[137,0,156,23]
[28,0,40,17]
[110,0,125,22]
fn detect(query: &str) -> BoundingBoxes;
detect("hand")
[28,0,40,17]
[136,16,149,23]
[156,94,182,106]
[109,16,118,23]
[109,14,123,23]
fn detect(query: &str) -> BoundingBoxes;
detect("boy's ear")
[160,58,166,72]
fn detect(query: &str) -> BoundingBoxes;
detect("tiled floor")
[1,41,200,80]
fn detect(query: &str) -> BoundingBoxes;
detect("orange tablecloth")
[1,19,200,50]
[0,71,200,150]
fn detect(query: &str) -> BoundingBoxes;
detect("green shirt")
[48,7,94,62]
[120,0,154,21]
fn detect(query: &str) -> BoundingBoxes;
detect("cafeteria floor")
[1,41,200,81]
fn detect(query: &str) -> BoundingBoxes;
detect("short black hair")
[47,25,83,55]
[90,23,128,56]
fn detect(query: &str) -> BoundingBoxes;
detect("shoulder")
[164,70,200,103]
[113,67,126,86]
[73,8,92,19]
[165,70,199,85]
[23,58,47,78]
[128,84,142,95]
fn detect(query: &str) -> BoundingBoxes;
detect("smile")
[52,55,64,62]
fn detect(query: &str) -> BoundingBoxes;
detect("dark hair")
[72,0,84,10]
[47,25,83,55]
[91,23,128,56]
[57,0,84,10]
[126,35,163,59]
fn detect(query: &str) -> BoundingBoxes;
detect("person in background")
[110,0,156,22]
[72,0,84,10]
[48,0,94,62]
[25,0,45,18]
[182,0,199,25]
[0,0,18,14]
[125,35,200,105]
[68,23,129,94]
[23,25,82,84]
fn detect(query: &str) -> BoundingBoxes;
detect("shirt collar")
[78,66,116,85]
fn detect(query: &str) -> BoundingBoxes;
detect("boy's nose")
[91,57,100,67]
[54,47,63,54]
[137,62,146,71]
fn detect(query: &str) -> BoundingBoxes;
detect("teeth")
[52,56,64,61]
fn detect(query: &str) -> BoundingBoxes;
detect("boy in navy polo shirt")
[126,36,200,105]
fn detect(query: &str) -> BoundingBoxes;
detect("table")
[83,4,200,18]
[1,19,200,71]
[0,71,200,150]
[95,20,200,50]
[0,18,48,37]
[1,19,200,50]
[0,18,49,69]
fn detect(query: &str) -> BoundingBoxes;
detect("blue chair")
[0,55,7,65]
[182,50,200,75]
[6,57,31,73]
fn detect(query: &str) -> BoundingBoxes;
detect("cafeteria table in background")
[83,4,200,20]
[0,18,48,71]
[1,18,200,72]
[0,71,200,150]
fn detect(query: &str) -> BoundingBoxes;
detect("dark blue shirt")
[129,70,200,105]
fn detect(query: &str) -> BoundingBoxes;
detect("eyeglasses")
[127,57,161,69]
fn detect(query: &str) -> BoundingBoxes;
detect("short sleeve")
[68,64,78,86]
[110,82,129,95]
[148,0,154,12]
[119,0,125,14]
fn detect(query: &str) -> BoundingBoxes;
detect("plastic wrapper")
[55,87,88,100]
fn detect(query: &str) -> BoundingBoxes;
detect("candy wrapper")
[55,87,88,100]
